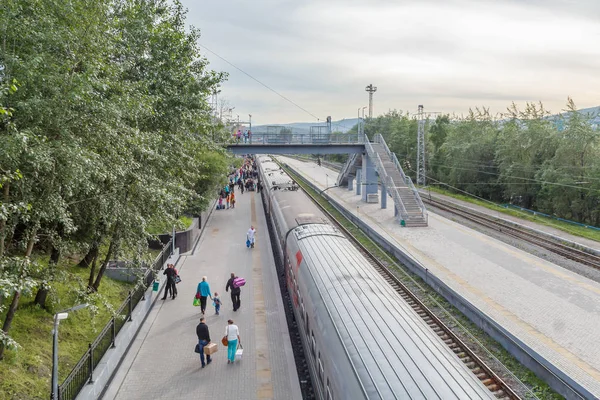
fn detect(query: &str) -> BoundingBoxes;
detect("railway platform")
[101,190,302,400]
[280,155,600,399]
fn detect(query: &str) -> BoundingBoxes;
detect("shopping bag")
[235,343,244,360]
[193,297,201,307]
[246,239,251,248]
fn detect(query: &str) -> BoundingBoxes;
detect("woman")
[225,319,241,364]
[196,276,212,315]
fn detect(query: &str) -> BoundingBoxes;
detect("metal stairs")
[366,134,428,227]
[337,153,360,187]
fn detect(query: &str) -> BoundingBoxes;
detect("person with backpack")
[196,276,212,315]
[226,272,244,311]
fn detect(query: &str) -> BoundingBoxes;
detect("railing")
[374,134,428,224]
[364,139,410,223]
[227,132,364,145]
[58,239,173,400]
[336,153,358,186]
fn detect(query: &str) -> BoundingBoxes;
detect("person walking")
[226,272,242,311]
[247,225,256,249]
[162,264,178,300]
[225,319,241,364]
[230,192,236,209]
[196,276,212,315]
[256,181,262,193]
[196,317,212,368]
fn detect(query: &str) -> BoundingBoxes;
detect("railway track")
[279,161,521,400]
[423,196,600,270]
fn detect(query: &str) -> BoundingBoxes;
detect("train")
[256,155,496,400]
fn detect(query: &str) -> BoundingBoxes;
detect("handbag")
[175,275,181,284]
[246,239,251,248]
[222,326,229,347]
[194,344,201,354]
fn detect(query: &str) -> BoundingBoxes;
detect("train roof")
[293,224,495,400]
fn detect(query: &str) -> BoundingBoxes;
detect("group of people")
[196,317,241,367]
[161,263,179,300]
[193,272,245,367]
[233,129,252,143]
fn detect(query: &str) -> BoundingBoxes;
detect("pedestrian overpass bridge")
[225,132,428,227]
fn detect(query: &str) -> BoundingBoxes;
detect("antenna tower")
[365,84,377,118]
[417,105,426,186]
[416,105,441,186]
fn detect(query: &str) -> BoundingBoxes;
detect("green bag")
[193,297,201,307]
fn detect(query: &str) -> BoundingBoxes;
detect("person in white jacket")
[225,319,241,364]
[246,225,256,248]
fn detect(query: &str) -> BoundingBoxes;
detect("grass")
[424,186,600,243]
[281,163,561,400]
[0,258,135,400]
[147,215,194,235]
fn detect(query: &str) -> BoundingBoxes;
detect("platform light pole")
[249,114,252,132]
[52,303,89,400]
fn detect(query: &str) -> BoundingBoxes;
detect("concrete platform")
[102,191,302,400]
[280,156,600,399]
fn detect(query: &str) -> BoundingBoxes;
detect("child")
[226,193,230,209]
[230,192,236,209]
[213,292,221,315]
[218,196,223,210]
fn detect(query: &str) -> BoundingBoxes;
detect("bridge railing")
[228,132,364,145]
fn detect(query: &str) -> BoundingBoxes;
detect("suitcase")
[204,342,218,355]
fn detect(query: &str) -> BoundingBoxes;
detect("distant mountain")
[252,118,359,134]
[552,106,599,130]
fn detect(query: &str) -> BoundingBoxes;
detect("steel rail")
[277,160,520,400]
[424,197,600,270]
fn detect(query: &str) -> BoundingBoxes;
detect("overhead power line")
[199,44,322,121]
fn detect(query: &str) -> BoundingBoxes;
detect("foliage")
[359,101,600,228]
[0,0,228,362]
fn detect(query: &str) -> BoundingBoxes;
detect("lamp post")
[249,114,252,132]
[52,303,89,400]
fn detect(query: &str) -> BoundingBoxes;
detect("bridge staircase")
[337,153,360,187]
[365,134,428,227]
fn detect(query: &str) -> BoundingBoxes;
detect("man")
[196,317,212,368]
[247,225,256,249]
[226,272,242,311]
[161,264,177,300]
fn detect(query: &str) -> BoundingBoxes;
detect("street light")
[52,303,89,400]
[249,114,252,132]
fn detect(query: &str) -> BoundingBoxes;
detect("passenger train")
[256,155,496,400]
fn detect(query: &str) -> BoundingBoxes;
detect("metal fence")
[229,132,364,145]
[58,240,172,400]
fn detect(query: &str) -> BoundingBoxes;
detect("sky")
[180,0,600,125]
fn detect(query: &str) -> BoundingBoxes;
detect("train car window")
[301,303,305,321]
[311,332,316,358]
[326,380,333,400]
[306,316,309,334]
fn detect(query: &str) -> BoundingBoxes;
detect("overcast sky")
[181,0,600,125]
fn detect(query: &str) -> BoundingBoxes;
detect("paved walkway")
[280,156,600,399]
[103,190,302,400]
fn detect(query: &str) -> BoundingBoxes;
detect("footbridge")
[226,132,428,227]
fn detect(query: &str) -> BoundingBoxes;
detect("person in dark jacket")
[162,264,178,300]
[196,317,212,368]
[226,272,241,311]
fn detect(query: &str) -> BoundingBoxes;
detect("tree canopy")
[359,101,600,227]
[0,0,229,358]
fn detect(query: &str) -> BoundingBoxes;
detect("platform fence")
[57,239,172,400]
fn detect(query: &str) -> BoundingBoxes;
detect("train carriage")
[256,155,495,400]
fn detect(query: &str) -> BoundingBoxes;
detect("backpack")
[232,277,246,289]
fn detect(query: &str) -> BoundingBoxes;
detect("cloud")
[182,0,600,124]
